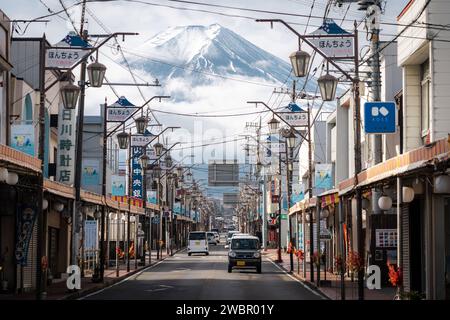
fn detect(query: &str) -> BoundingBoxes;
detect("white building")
[397,0,450,300]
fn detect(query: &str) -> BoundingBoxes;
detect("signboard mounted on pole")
[278,102,308,127]
[106,96,139,122]
[307,19,355,58]
[45,31,91,69]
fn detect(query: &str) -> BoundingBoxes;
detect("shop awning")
[44,179,74,199]
[0,144,42,174]
[318,188,339,208]
[338,136,450,195]
[289,197,317,215]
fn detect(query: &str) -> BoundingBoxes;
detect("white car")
[207,232,219,245]
[226,231,240,246]
[212,231,220,244]
[188,231,209,256]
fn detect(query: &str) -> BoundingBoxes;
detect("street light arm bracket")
[246,101,309,142]
[255,19,355,83]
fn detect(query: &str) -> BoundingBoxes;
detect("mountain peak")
[129,24,317,92]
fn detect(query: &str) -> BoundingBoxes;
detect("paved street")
[83,242,323,300]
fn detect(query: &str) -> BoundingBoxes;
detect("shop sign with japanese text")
[131,146,143,199]
[131,134,156,147]
[107,107,139,122]
[56,106,76,185]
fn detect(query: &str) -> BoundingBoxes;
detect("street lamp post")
[99,100,170,279]
[256,18,362,299]
[281,127,295,273]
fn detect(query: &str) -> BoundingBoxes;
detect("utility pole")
[307,102,314,284]
[368,1,383,216]
[36,34,47,300]
[73,0,88,277]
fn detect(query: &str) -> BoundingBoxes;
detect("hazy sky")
[2,0,411,166]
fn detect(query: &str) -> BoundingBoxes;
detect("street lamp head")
[165,154,173,168]
[285,129,296,150]
[154,142,163,157]
[86,61,106,88]
[152,164,161,178]
[186,171,193,182]
[139,154,150,169]
[267,116,280,134]
[318,73,338,102]
[176,165,183,178]
[135,116,148,134]
[61,83,80,109]
[116,131,129,149]
[289,49,311,78]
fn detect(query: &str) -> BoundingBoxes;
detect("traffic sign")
[364,101,396,134]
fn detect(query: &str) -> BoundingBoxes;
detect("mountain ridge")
[127,23,318,91]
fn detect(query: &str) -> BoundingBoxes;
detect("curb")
[265,254,331,300]
[62,248,186,300]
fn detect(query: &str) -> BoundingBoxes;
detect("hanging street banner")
[315,163,333,190]
[81,159,100,186]
[56,107,76,185]
[46,31,91,69]
[131,146,144,199]
[111,174,126,196]
[10,124,35,156]
[307,19,354,58]
[131,134,156,147]
[106,96,139,122]
[147,190,158,205]
[173,202,181,215]
[267,134,285,154]
[15,204,37,266]
[84,220,98,258]
[279,102,308,127]
[364,101,397,134]
[291,183,305,206]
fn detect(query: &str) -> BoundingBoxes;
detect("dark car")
[228,235,261,273]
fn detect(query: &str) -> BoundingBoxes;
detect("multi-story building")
[396,0,450,299]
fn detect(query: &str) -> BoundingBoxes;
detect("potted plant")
[387,263,410,299]
[334,255,344,275]
[347,250,364,279]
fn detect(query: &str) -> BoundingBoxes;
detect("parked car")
[188,231,209,256]
[212,231,220,244]
[228,235,261,273]
[207,232,218,245]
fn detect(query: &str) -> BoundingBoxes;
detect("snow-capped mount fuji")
[128,24,318,90]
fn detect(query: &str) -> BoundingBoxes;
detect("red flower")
[387,263,402,287]
[347,251,364,273]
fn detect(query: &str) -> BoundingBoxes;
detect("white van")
[188,231,209,256]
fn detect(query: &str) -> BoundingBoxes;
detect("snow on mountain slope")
[127,24,318,91]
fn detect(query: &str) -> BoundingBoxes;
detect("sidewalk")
[0,249,180,300]
[263,249,396,300]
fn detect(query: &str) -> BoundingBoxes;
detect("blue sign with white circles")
[364,102,397,134]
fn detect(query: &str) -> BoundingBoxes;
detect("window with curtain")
[420,59,430,140]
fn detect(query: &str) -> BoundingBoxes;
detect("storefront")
[0,144,41,293]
